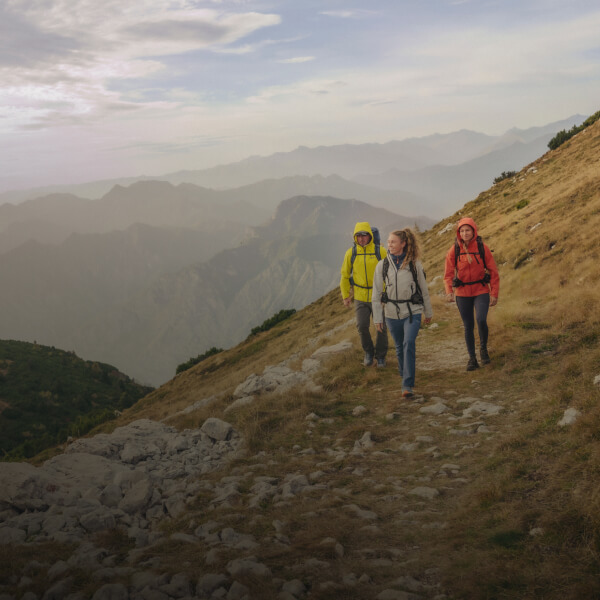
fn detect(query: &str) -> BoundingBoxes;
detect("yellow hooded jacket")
[340,222,387,303]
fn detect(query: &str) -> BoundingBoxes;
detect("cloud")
[319,9,379,19]
[212,35,306,55]
[0,7,78,68]
[277,56,315,64]
[1,2,281,130]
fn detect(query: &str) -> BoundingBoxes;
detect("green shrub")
[249,309,296,337]
[176,346,223,375]
[515,199,530,210]
[548,110,600,150]
[494,171,517,184]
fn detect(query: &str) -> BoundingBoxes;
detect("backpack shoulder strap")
[409,261,422,293]
[454,240,460,269]
[350,243,357,266]
[382,256,389,283]
[476,236,488,270]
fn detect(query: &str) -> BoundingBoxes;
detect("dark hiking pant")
[456,293,490,358]
[355,300,388,359]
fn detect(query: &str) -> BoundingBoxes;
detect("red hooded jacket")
[443,217,499,298]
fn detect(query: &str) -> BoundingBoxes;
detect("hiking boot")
[376,358,386,368]
[466,356,480,371]
[402,389,414,399]
[480,348,491,365]
[363,353,374,367]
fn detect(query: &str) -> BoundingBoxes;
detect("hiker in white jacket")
[372,228,433,398]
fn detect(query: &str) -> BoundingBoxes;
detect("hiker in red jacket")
[444,217,499,371]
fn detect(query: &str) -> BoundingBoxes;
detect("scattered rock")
[420,402,449,415]
[558,408,581,427]
[344,504,378,520]
[409,487,440,500]
[311,340,353,357]
[462,401,502,417]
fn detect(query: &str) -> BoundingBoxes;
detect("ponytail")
[389,228,421,268]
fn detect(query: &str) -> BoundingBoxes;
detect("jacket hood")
[353,222,374,244]
[456,217,478,242]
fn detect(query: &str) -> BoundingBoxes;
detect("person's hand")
[423,317,432,325]
[445,292,454,303]
[376,323,384,332]
[490,296,498,307]
[343,297,353,308]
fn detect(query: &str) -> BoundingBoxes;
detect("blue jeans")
[386,313,422,390]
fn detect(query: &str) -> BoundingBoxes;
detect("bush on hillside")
[249,309,297,337]
[548,110,600,150]
[176,346,223,375]
[493,170,517,184]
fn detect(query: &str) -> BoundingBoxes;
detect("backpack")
[349,227,382,290]
[381,256,424,322]
[453,235,491,287]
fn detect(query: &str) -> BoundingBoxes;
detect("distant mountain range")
[0,113,586,385]
[0,115,586,219]
[0,176,426,254]
[0,195,431,385]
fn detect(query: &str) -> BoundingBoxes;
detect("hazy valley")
[0,193,431,385]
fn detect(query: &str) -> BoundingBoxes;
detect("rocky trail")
[0,304,559,600]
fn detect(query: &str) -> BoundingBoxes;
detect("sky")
[1,0,599,192]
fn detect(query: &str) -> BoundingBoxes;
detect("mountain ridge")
[0,116,586,206]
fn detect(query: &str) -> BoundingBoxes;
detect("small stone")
[420,403,449,415]
[343,504,377,520]
[91,584,128,600]
[409,486,440,500]
[558,408,581,427]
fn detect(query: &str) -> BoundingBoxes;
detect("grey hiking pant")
[355,300,388,359]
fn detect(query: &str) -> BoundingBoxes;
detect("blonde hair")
[389,228,421,268]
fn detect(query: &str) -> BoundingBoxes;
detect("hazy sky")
[2,0,599,192]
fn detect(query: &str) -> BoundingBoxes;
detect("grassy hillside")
[127,119,600,597]
[0,340,153,459]
[4,119,600,599]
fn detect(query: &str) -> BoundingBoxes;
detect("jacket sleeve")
[417,261,433,319]
[443,246,456,294]
[485,244,500,298]
[340,248,353,300]
[371,261,384,324]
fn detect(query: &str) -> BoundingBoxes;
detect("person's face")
[459,225,474,243]
[387,234,406,255]
[356,232,371,247]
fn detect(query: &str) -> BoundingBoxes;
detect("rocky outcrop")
[0,418,242,549]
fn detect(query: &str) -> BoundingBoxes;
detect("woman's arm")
[443,246,456,301]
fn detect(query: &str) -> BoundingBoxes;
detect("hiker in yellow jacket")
[340,222,389,367]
